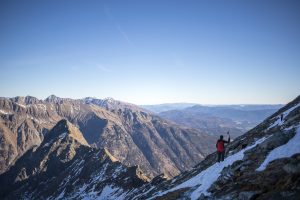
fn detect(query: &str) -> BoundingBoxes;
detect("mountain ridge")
[157,104,282,139]
[0,119,149,199]
[0,95,215,179]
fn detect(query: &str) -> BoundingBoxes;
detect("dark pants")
[217,151,225,162]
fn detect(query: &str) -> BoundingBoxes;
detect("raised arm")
[225,131,230,143]
[224,135,230,143]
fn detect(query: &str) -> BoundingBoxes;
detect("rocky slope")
[125,95,300,199]
[0,95,215,178]
[0,119,148,200]
[0,96,46,174]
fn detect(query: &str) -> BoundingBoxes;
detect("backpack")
[217,140,225,152]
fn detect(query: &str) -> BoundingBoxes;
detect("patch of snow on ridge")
[43,143,50,147]
[59,132,67,139]
[97,185,122,200]
[151,137,268,200]
[77,185,124,200]
[56,190,65,199]
[257,127,300,171]
[0,109,10,114]
[268,102,300,130]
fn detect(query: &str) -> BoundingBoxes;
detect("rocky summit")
[0,95,215,179]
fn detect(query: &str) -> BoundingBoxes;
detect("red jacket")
[216,138,230,152]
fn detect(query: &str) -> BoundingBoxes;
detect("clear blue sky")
[0,0,299,104]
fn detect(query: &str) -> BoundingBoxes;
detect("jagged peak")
[9,96,26,106]
[44,95,77,104]
[46,94,58,99]
[82,97,123,110]
[86,97,143,112]
[83,97,117,104]
[83,97,97,103]
[10,96,25,101]
[44,95,61,103]
[43,119,89,146]
[103,97,116,102]
[81,97,142,112]
[24,96,40,104]
[9,96,40,106]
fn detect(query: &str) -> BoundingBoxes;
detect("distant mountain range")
[140,103,198,113]
[141,103,283,113]
[141,104,283,139]
[0,95,215,179]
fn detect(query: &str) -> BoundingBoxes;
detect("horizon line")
[0,94,290,106]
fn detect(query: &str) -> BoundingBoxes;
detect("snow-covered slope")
[257,127,300,171]
[126,95,300,200]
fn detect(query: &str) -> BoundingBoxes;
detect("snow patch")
[0,109,10,114]
[56,190,65,199]
[133,186,155,200]
[268,102,300,130]
[112,166,124,178]
[43,143,50,147]
[94,185,125,200]
[284,125,299,132]
[59,132,67,139]
[257,127,300,171]
[98,186,118,199]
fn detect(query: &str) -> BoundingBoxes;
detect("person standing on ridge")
[216,131,230,162]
